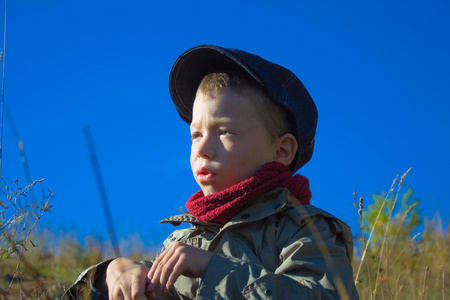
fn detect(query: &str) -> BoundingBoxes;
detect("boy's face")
[190,90,278,195]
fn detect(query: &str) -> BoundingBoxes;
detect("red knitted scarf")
[186,161,311,225]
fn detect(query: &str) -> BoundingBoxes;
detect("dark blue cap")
[169,45,318,172]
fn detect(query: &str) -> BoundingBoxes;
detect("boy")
[63,45,359,299]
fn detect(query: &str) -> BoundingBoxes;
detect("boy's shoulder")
[256,188,354,258]
[285,203,346,225]
[257,188,350,225]
[281,203,354,259]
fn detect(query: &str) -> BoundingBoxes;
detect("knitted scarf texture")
[186,161,311,225]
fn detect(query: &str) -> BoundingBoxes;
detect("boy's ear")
[273,133,298,167]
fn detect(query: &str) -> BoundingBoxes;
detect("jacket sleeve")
[60,259,181,300]
[60,259,113,300]
[196,213,359,300]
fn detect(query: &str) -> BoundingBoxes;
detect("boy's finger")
[152,244,175,273]
[110,286,125,300]
[149,258,166,294]
[165,259,185,292]
[155,258,174,295]
[148,246,170,278]
[157,253,180,294]
[130,273,146,300]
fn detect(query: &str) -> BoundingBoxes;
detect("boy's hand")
[105,257,150,300]
[147,241,214,297]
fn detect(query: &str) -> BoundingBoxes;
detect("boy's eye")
[191,132,202,140]
[220,130,230,135]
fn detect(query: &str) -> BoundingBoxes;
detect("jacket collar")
[160,188,291,228]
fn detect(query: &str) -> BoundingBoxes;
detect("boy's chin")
[200,185,226,196]
[201,187,219,196]
[199,179,246,196]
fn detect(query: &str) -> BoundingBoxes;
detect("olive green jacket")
[62,188,359,299]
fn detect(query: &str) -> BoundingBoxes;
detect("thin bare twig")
[0,0,7,180]
[421,266,429,300]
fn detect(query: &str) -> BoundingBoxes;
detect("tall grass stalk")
[354,169,407,285]
[0,0,7,181]
[354,169,449,299]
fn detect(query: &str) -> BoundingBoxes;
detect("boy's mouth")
[196,167,215,182]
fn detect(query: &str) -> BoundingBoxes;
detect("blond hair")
[196,72,294,142]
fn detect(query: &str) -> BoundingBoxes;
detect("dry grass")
[0,171,448,299]
[353,169,449,299]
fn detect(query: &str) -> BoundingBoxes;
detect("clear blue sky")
[1,0,449,247]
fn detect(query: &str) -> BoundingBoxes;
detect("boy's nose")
[195,137,215,159]
[196,147,215,159]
